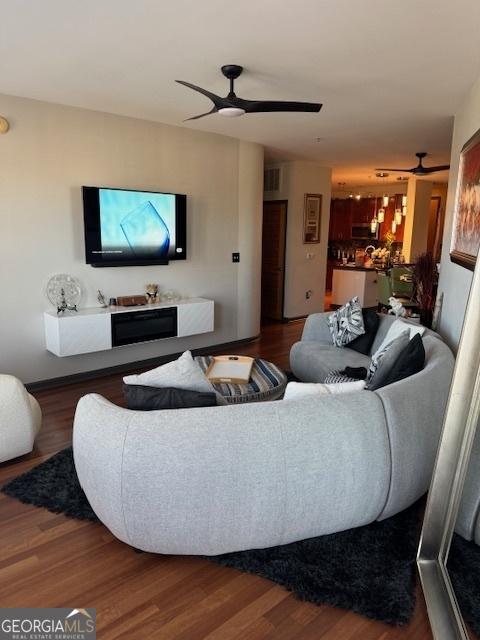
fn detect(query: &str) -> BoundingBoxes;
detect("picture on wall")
[450,127,480,270]
[303,194,322,243]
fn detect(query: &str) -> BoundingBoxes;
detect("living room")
[1,2,480,639]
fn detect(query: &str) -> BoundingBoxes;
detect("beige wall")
[264,161,332,319]
[0,94,263,383]
[437,74,480,351]
[403,178,433,262]
[237,141,264,338]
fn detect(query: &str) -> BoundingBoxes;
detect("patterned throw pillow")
[327,296,365,347]
[366,331,410,390]
[324,370,358,384]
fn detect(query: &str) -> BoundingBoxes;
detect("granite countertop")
[332,264,378,272]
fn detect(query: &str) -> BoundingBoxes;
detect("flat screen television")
[83,186,186,267]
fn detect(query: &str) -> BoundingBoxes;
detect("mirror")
[418,253,480,639]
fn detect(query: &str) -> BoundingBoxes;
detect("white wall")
[437,75,480,351]
[284,162,332,318]
[264,161,332,319]
[237,141,264,339]
[0,94,263,383]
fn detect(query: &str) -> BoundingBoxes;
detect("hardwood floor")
[0,320,433,639]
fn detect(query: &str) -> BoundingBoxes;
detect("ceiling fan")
[376,152,450,176]
[176,64,322,121]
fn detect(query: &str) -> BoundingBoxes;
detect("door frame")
[262,200,288,322]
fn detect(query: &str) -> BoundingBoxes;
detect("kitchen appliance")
[351,223,379,240]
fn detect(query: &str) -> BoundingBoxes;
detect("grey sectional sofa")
[73,312,454,556]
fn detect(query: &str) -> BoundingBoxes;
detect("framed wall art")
[303,193,322,244]
[450,128,480,270]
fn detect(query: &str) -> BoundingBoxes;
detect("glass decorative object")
[46,274,82,314]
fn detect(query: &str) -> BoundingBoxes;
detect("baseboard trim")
[26,335,260,392]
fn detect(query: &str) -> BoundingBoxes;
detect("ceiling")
[1,0,480,186]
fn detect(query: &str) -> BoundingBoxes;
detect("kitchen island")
[331,264,379,308]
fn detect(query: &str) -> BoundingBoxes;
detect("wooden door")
[261,201,287,321]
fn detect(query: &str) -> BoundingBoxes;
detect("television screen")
[83,186,186,266]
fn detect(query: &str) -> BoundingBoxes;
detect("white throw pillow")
[124,350,225,403]
[374,318,425,358]
[284,380,366,400]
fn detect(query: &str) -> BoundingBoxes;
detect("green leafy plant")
[384,231,395,253]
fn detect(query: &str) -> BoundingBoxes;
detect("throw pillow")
[346,309,380,355]
[323,370,358,383]
[123,350,226,405]
[327,296,365,347]
[366,331,410,390]
[123,384,217,411]
[377,333,426,389]
[374,318,426,356]
[284,380,366,400]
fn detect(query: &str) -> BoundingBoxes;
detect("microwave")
[351,223,379,240]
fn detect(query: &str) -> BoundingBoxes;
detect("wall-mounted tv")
[83,186,186,267]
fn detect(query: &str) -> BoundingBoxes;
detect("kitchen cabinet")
[329,199,352,240]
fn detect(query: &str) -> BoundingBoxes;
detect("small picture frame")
[303,194,322,244]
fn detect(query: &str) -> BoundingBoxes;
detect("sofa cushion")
[123,350,225,405]
[284,380,366,400]
[377,334,426,390]
[346,309,380,355]
[374,318,425,356]
[123,385,217,411]
[366,331,410,390]
[289,341,371,383]
[327,296,365,347]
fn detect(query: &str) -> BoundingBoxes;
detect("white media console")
[44,297,214,357]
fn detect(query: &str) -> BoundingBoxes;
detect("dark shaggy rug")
[0,447,422,626]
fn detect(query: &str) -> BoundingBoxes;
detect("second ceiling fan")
[176,64,322,121]
[376,152,450,176]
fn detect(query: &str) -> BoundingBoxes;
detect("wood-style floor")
[0,321,433,639]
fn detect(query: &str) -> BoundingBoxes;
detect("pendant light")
[392,220,397,233]
[402,205,407,216]
[402,195,407,207]
[395,209,402,225]
[370,186,378,233]
[378,208,385,223]
[382,195,389,208]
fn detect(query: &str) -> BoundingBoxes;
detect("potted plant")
[413,252,438,328]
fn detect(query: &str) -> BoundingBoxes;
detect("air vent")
[264,167,281,192]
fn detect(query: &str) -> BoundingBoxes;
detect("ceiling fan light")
[218,107,246,117]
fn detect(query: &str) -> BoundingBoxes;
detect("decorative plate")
[46,274,82,309]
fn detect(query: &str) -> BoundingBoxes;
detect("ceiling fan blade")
[420,165,450,173]
[375,168,414,173]
[175,80,224,108]
[183,106,218,122]
[236,99,322,113]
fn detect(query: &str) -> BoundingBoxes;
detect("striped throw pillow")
[327,296,365,347]
[324,370,358,384]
